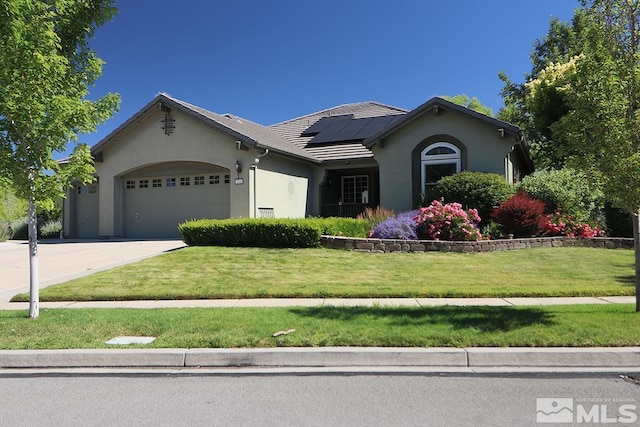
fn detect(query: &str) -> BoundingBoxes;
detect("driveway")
[0,239,186,303]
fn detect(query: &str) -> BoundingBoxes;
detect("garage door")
[123,173,230,238]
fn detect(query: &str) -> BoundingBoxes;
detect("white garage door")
[123,173,230,238]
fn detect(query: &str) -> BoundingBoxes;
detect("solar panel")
[353,115,402,139]
[330,117,374,142]
[301,114,353,136]
[305,114,404,145]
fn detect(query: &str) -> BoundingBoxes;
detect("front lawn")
[0,304,638,349]
[11,246,635,302]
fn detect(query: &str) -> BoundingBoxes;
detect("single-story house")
[62,93,533,238]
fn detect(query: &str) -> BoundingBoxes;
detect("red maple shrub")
[491,192,547,237]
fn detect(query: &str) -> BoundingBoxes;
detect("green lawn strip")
[11,246,635,302]
[1,304,638,349]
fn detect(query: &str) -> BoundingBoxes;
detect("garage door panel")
[123,174,230,238]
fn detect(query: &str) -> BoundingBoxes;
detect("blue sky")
[70,0,579,159]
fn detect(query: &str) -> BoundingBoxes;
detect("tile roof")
[269,102,407,162]
[91,94,529,169]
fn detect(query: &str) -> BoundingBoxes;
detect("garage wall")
[94,108,251,237]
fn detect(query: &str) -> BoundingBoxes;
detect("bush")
[0,223,9,242]
[517,168,604,224]
[178,218,322,248]
[178,217,370,248]
[415,199,482,241]
[370,210,419,240]
[9,217,28,240]
[357,206,395,230]
[491,192,547,237]
[604,203,633,237]
[543,211,602,238]
[305,217,370,238]
[430,171,514,222]
[40,219,62,239]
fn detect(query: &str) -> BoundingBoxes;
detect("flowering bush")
[414,199,482,241]
[491,192,547,237]
[370,210,419,240]
[543,211,603,238]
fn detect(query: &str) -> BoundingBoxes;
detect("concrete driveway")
[0,239,186,303]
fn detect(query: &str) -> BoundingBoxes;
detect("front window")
[421,142,461,193]
[342,175,369,204]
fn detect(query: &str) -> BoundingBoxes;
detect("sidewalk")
[0,295,635,310]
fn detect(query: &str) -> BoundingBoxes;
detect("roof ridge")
[269,101,407,127]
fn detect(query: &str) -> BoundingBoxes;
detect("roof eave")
[91,94,259,156]
[364,97,522,148]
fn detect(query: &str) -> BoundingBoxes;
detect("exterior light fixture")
[235,160,242,174]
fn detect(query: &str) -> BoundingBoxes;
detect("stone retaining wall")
[321,236,634,253]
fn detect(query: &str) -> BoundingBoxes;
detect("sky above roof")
[67,0,578,160]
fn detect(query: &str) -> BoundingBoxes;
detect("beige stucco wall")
[251,153,312,218]
[94,109,252,237]
[85,107,321,237]
[371,109,520,213]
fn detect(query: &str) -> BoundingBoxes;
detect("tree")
[441,94,494,117]
[498,9,589,169]
[528,0,640,311]
[0,0,120,318]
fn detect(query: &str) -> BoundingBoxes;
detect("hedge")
[178,217,369,248]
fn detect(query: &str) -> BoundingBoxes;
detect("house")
[62,93,533,238]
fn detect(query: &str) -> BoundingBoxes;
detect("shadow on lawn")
[288,305,554,332]
[615,275,636,285]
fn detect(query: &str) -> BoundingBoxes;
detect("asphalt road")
[1,371,638,426]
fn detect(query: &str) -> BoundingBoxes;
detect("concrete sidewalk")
[0,295,636,310]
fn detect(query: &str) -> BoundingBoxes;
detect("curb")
[1,347,639,369]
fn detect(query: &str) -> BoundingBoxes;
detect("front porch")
[320,167,379,218]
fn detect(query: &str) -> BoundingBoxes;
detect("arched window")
[421,142,461,193]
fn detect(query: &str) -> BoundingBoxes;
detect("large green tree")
[528,0,640,311]
[0,0,120,318]
[498,9,589,169]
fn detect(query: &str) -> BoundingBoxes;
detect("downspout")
[252,148,269,218]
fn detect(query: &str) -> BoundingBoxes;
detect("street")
[1,370,639,426]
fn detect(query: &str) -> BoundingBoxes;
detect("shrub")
[370,210,419,240]
[305,217,370,238]
[178,218,323,248]
[415,199,482,241]
[178,217,370,248]
[430,171,515,222]
[40,219,62,239]
[517,168,604,224]
[482,221,507,240]
[491,192,547,237]
[0,223,9,242]
[604,203,633,237]
[543,211,602,238]
[357,206,395,230]
[9,217,28,240]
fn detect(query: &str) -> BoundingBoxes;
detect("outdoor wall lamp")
[235,160,242,174]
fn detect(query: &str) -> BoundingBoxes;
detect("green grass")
[11,246,635,302]
[1,304,638,349]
